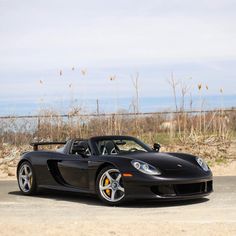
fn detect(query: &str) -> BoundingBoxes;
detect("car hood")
[118,152,210,177]
[123,152,195,169]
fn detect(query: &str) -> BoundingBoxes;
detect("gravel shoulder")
[0,176,236,236]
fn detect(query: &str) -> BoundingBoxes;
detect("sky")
[0,0,236,114]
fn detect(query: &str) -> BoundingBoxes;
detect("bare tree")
[131,73,140,114]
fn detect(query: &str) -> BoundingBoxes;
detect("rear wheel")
[17,161,37,195]
[96,166,125,205]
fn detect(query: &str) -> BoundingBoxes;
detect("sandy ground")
[0,177,235,236]
[211,160,236,176]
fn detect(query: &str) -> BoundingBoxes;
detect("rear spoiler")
[30,141,66,151]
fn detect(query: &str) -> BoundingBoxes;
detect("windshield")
[56,145,66,153]
[94,137,152,156]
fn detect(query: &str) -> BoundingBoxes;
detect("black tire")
[96,165,126,206]
[17,161,37,195]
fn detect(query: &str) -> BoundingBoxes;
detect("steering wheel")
[129,148,139,152]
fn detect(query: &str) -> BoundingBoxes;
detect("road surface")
[0,176,236,236]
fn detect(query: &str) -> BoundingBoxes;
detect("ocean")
[0,95,235,116]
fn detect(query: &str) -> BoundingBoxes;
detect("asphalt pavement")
[0,176,236,236]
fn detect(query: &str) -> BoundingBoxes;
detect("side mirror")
[153,143,161,152]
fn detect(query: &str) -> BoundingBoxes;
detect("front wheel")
[17,161,37,195]
[96,166,125,205]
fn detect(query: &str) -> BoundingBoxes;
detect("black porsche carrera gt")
[17,135,213,205]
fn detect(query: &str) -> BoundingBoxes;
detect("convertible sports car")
[17,135,213,205]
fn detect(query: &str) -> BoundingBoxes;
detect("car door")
[57,155,89,190]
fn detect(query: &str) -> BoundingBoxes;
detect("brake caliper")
[105,178,111,196]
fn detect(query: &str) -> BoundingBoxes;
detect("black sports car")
[17,135,213,205]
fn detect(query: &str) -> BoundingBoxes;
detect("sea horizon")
[0,94,235,116]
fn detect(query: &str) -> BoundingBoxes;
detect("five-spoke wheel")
[17,162,37,195]
[96,166,125,205]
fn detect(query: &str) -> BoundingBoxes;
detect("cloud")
[1,0,236,68]
[0,0,235,112]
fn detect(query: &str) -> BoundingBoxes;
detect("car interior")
[71,140,91,157]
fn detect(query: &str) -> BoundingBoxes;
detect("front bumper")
[123,173,213,200]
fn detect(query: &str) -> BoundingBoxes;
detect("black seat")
[72,141,91,156]
[103,141,117,155]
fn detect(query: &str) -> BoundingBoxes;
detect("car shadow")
[9,190,102,206]
[121,197,209,208]
[9,190,209,208]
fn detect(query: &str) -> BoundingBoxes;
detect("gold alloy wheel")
[99,168,125,203]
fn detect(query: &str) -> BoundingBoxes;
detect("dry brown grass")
[0,75,235,177]
[0,108,235,178]
[0,109,235,150]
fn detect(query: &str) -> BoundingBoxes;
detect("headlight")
[131,160,161,175]
[196,157,209,171]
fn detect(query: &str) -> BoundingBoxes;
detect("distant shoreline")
[1,94,235,116]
